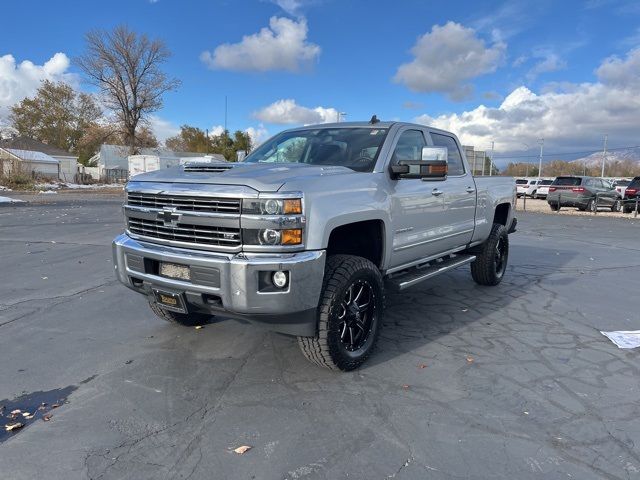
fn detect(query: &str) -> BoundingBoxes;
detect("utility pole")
[601,134,608,178]
[224,96,228,134]
[538,138,544,179]
[489,141,495,176]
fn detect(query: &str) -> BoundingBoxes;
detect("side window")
[430,133,465,176]
[392,129,426,162]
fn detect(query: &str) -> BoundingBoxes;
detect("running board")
[385,254,476,292]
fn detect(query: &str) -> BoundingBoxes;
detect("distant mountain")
[570,147,640,168]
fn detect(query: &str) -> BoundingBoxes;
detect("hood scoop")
[183,163,235,173]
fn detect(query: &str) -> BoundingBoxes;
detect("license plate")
[160,262,191,281]
[152,289,187,313]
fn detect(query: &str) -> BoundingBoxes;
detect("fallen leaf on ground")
[418,364,427,369]
[402,384,410,389]
[21,412,31,418]
[233,445,252,454]
[461,308,468,312]
[194,326,203,330]
[466,356,474,364]
[5,422,23,431]
[10,409,21,415]
[43,414,52,422]
[51,403,60,409]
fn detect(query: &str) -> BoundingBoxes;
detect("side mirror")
[390,147,448,180]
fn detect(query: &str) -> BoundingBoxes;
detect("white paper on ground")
[600,331,640,349]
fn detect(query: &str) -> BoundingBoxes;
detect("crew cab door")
[429,132,476,248]
[388,128,460,268]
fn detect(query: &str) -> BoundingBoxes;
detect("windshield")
[540,180,553,185]
[553,177,582,186]
[243,127,389,172]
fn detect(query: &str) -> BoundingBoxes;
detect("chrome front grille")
[127,192,241,213]
[127,218,241,247]
[125,190,243,251]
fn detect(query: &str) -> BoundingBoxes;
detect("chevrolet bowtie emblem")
[158,207,181,227]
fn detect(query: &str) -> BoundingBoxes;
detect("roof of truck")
[286,121,454,134]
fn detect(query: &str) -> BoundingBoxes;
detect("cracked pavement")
[0,196,639,479]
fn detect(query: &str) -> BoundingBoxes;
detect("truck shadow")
[365,244,579,368]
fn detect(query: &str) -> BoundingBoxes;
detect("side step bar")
[385,254,476,292]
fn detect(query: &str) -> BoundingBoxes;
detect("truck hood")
[130,162,358,192]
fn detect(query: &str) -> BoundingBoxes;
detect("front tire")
[611,200,621,212]
[298,255,384,371]
[470,223,509,286]
[148,301,209,326]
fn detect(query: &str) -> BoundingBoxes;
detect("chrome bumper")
[112,234,326,336]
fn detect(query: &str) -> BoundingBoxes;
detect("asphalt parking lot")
[1,195,639,480]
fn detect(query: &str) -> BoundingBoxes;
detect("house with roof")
[0,137,79,181]
[0,147,60,179]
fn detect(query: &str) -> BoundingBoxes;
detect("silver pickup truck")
[113,121,516,370]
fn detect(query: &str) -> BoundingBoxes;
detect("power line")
[493,144,640,160]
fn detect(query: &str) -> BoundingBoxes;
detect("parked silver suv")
[547,176,620,212]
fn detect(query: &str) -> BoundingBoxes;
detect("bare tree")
[77,25,180,154]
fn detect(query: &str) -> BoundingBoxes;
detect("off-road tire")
[470,223,509,286]
[549,203,559,211]
[148,300,209,326]
[298,255,384,371]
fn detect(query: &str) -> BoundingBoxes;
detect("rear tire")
[532,191,538,199]
[549,203,559,211]
[623,204,632,214]
[587,199,597,212]
[298,255,384,371]
[148,301,209,326]
[470,223,509,286]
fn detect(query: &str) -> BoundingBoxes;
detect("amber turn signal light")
[281,229,303,245]
[283,199,302,214]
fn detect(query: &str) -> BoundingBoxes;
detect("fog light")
[272,271,288,288]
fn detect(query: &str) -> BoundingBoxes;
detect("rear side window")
[629,177,640,188]
[553,177,581,186]
[515,179,528,185]
[430,133,465,176]
[540,180,553,185]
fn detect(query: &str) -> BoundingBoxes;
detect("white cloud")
[526,52,567,81]
[148,115,180,142]
[253,99,338,124]
[200,17,320,73]
[414,48,640,156]
[596,47,640,87]
[208,125,225,137]
[394,22,506,101]
[272,0,303,16]
[245,124,270,146]
[0,52,76,117]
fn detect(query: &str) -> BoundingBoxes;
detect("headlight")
[243,198,302,215]
[243,228,303,245]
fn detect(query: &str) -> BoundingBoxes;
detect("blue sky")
[1,0,639,163]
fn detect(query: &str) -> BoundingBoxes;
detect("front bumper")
[112,234,326,336]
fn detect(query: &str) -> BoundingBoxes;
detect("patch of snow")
[0,185,12,192]
[38,190,58,195]
[0,196,24,203]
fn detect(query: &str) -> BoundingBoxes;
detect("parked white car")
[613,179,631,198]
[534,179,554,199]
[516,178,548,198]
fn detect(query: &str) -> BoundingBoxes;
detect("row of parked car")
[516,176,640,213]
